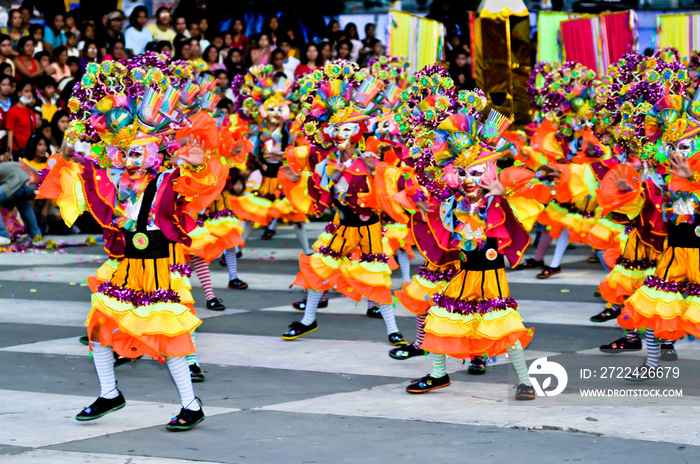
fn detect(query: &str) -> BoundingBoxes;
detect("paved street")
[1,222,699,463]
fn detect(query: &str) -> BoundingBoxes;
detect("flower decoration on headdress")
[295,60,381,149]
[593,51,688,157]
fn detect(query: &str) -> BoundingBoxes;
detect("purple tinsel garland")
[615,257,657,271]
[196,209,236,226]
[644,276,685,294]
[38,168,49,185]
[318,246,342,259]
[686,282,700,297]
[432,293,518,315]
[170,264,193,278]
[417,265,457,283]
[360,252,389,264]
[324,223,338,234]
[97,282,181,306]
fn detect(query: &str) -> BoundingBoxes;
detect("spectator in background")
[34,52,54,78]
[250,33,272,66]
[18,6,31,34]
[173,15,189,40]
[64,11,80,40]
[344,23,364,62]
[283,29,301,58]
[100,11,126,58]
[213,69,234,101]
[361,38,384,66]
[449,48,475,91]
[0,35,16,76]
[270,48,287,77]
[103,39,127,64]
[6,80,36,160]
[0,63,13,77]
[49,109,69,151]
[1,9,27,56]
[335,39,352,61]
[294,42,322,76]
[230,18,247,50]
[36,75,58,122]
[325,19,340,42]
[199,18,211,43]
[49,46,71,81]
[319,41,332,64]
[156,41,172,56]
[278,37,299,78]
[125,6,152,57]
[14,37,43,82]
[173,38,191,61]
[78,41,100,77]
[225,47,245,77]
[203,45,224,71]
[22,133,48,171]
[263,16,280,46]
[0,160,43,244]
[39,120,54,152]
[44,12,67,53]
[78,21,95,51]
[64,32,79,58]
[0,74,13,113]
[362,23,377,48]
[188,37,202,60]
[29,25,49,55]
[149,8,177,44]
[66,57,79,77]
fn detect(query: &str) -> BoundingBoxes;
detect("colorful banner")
[386,10,445,73]
[656,12,700,60]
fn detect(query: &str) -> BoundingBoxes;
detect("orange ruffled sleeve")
[172,154,227,214]
[596,164,643,217]
[278,169,314,214]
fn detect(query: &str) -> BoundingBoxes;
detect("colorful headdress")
[234,65,298,122]
[296,60,382,148]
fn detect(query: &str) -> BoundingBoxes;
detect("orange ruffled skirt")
[599,229,660,305]
[187,212,245,262]
[86,243,200,360]
[292,221,394,304]
[229,176,308,226]
[422,268,533,359]
[620,246,700,340]
[395,263,456,316]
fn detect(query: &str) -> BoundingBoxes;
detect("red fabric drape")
[601,12,634,64]
[561,18,598,73]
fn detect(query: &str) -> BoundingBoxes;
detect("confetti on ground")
[69,282,76,286]
[29,289,36,293]
[561,289,570,293]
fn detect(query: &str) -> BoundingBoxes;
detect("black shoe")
[566,243,576,250]
[588,254,600,263]
[514,258,544,270]
[388,332,408,346]
[406,374,451,393]
[292,298,329,310]
[593,289,602,297]
[228,278,248,290]
[366,305,382,318]
[389,344,426,360]
[261,228,276,240]
[190,364,205,383]
[75,392,126,421]
[282,320,318,340]
[660,344,679,361]
[515,383,536,400]
[590,305,621,323]
[166,407,205,431]
[206,298,225,311]
[236,250,243,258]
[536,266,561,279]
[467,356,487,375]
[599,336,641,353]
[219,255,227,267]
[79,335,89,345]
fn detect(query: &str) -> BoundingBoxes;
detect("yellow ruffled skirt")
[422,268,533,359]
[86,243,200,361]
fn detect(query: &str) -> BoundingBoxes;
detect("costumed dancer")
[278,60,408,344]
[229,65,313,254]
[24,56,228,430]
[400,86,551,400]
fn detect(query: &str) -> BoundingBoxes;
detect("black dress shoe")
[292,298,329,310]
[660,344,679,361]
[389,344,427,360]
[228,278,248,290]
[515,383,536,400]
[206,298,226,311]
[599,336,641,353]
[388,332,408,345]
[190,364,205,382]
[75,392,126,421]
[282,321,318,340]
[166,407,205,431]
[467,356,487,375]
[514,258,544,270]
[536,266,561,279]
[79,335,89,345]
[406,374,451,393]
[261,228,276,240]
[366,305,382,318]
[590,305,621,323]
